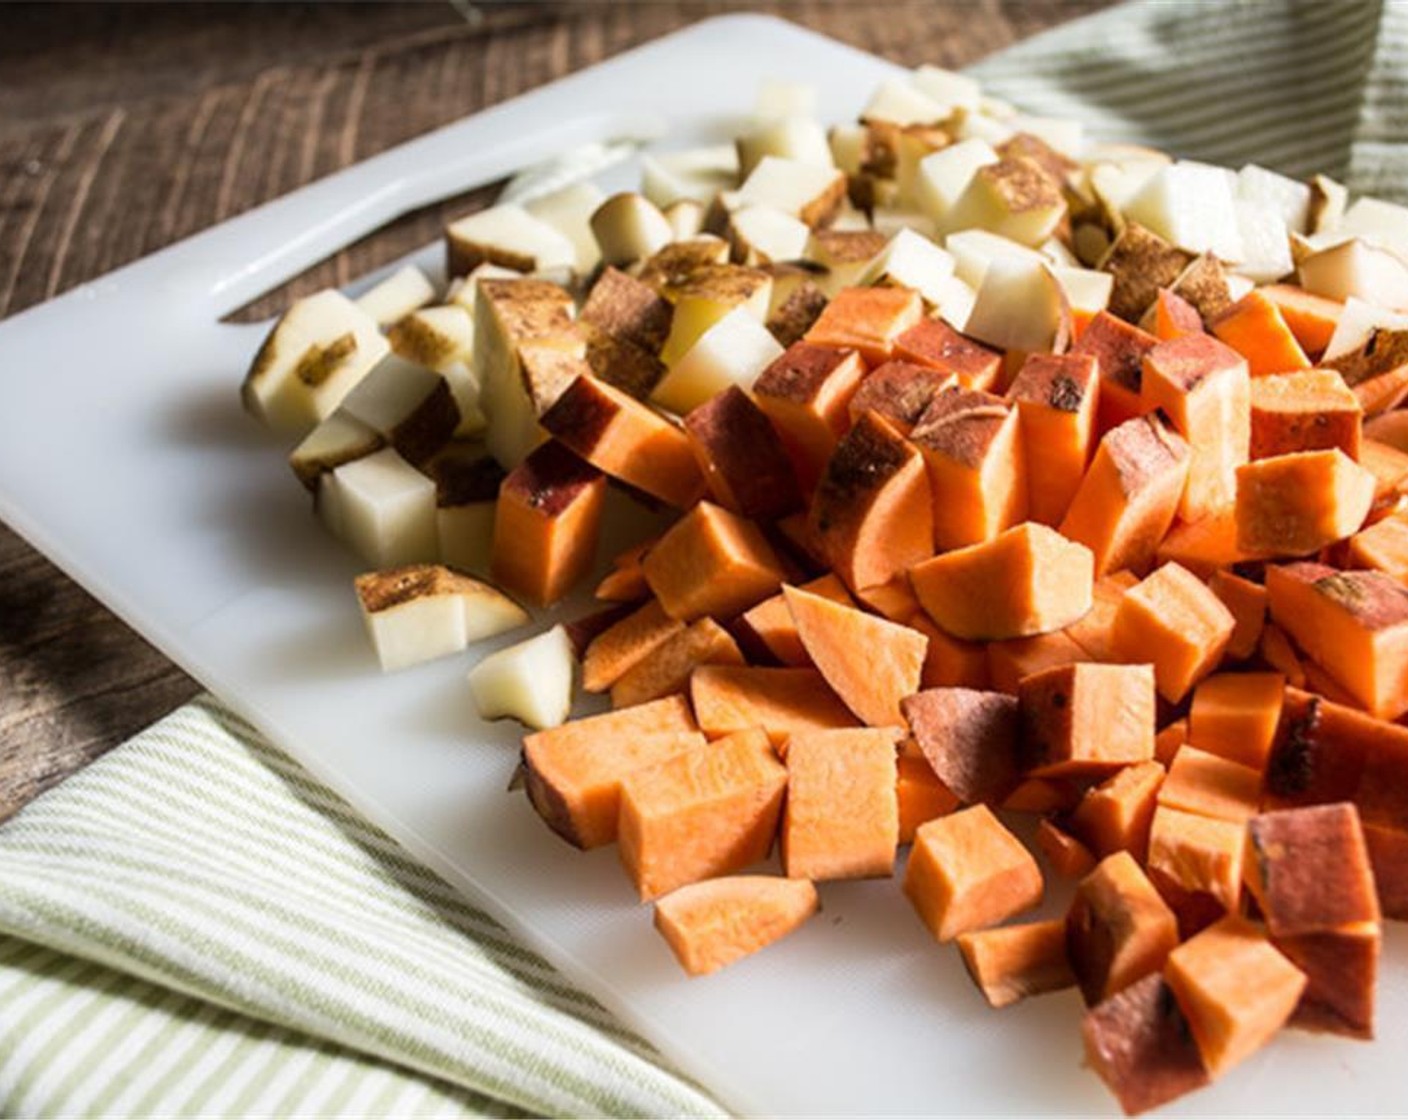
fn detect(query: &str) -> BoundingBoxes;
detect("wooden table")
[0,0,1111,820]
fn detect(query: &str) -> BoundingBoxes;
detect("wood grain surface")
[0,0,1111,821]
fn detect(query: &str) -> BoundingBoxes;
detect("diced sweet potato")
[1249,369,1362,460]
[490,440,607,606]
[1018,662,1156,778]
[1244,803,1380,935]
[1155,510,1252,579]
[1235,450,1375,556]
[1071,760,1166,862]
[736,573,852,666]
[847,360,956,433]
[1082,973,1210,1117]
[1140,333,1250,521]
[1159,745,1262,823]
[902,688,1020,805]
[893,317,1002,391]
[1259,622,1307,688]
[643,500,786,621]
[986,630,1089,695]
[1154,719,1188,767]
[896,745,960,843]
[593,537,655,603]
[582,599,684,693]
[1275,922,1380,1038]
[910,388,1028,551]
[1262,688,1370,809]
[908,613,991,690]
[1186,671,1285,771]
[809,411,935,590]
[1163,914,1306,1078]
[1147,805,1245,911]
[1346,509,1408,581]
[539,374,705,508]
[610,617,744,709]
[522,696,703,848]
[1064,570,1138,661]
[1258,284,1342,357]
[1037,819,1098,879]
[1070,311,1160,434]
[1265,562,1408,719]
[910,522,1094,642]
[1147,287,1204,341]
[1008,352,1100,526]
[619,728,787,900]
[852,576,921,623]
[1001,777,1083,815]
[782,727,900,880]
[563,602,636,660]
[754,342,866,493]
[1211,289,1311,377]
[683,386,802,521]
[1059,415,1191,577]
[957,918,1075,1009]
[1209,569,1267,660]
[804,285,924,365]
[1359,436,1408,499]
[654,875,819,977]
[904,804,1043,941]
[1066,851,1180,1006]
[690,664,858,748]
[1112,562,1235,703]
[785,584,926,727]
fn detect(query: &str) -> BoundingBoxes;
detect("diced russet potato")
[728,204,812,266]
[916,138,999,223]
[355,563,527,673]
[640,145,740,209]
[1124,160,1243,263]
[355,264,436,327]
[427,443,505,577]
[941,156,1067,247]
[1298,238,1408,310]
[658,262,772,367]
[525,180,606,275]
[904,803,1043,942]
[321,446,438,568]
[446,203,577,277]
[590,192,675,267]
[653,306,784,415]
[467,623,575,731]
[290,411,385,492]
[736,155,847,228]
[338,354,460,468]
[962,257,1069,354]
[243,289,390,437]
[1098,222,1195,326]
[859,229,957,309]
[736,115,833,179]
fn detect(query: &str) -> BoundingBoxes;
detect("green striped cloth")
[3,2,1405,1116]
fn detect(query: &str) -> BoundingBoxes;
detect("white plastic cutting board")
[0,15,1403,1116]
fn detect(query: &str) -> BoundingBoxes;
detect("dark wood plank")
[0,0,1113,821]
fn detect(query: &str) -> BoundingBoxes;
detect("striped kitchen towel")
[3,1,1406,1116]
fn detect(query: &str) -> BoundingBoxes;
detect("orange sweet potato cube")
[1037,819,1098,879]
[1249,368,1362,461]
[609,617,744,709]
[490,440,607,606]
[1147,804,1246,911]
[754,342,867,493]
[893,317,1002,391]
[782,727,900,880]
[1245,803,1380,934]
[896,744,960,844]
[1235,449,1375,556]
[956,918,1075,1009]
[1258,284,1342,357]
[1071,311,1160,435]
[1064,570,1138,661]
[1066,851,1180,1006]
[1265,562,1408,720]
[619,728,787,900]
[690,665,857,748]
[808,411,935,590]
[1210,289,1312,377]
[1186,671,1284,771]
[910,387,1027,551]
[642,500,786,621]
[1158,745,1261,823]
[683,385,802,521]
[1070,760,1166,863]
[1163,915,1306,1078]
[1008,352,1100,526]
[908,613,991,690]
[1140,333,1250,521]
[847,360,956,434]
[1059,415,1191,577]
[986,629,1089,695]
[1346,509,1408,581]
[910,522,1094,642]
[1112,562,1235,703]
[804,286,924,365]
[736,572,852,666]
[653,876,818,977]
[1208,569,1267,660]
[904,804,1043,942]
[582,599,684,693]
[1018,662,1157,778]
[902,687,1020,805]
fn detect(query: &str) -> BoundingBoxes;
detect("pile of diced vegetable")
[240,62,1408,1115]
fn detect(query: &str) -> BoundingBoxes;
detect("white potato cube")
[910,66,981,113]
[1008,114,1083,158]
[954,108,1015,147]
[1236,164,1311,234]
[1338,197,1408,263]
[467,624,575,731]
[356,564,528,673]
[664,199,706,240]
[945,228,1046,289]
[870,208,937,241]
[1298,238,1408,310]
[754,78,817,121]
[1309,173,1348,234]
[860,228,955,307]
[526,181,606,275]
[1087,158,1167,212]
[355,265,436,327]
[941,157,1067,246]
[340,354,459,465]
[289,411,384,491]
[640,145,739,209]
[325,447,438,568]
[730,205,811,265]
[1323,298,1408,362]
[963,257,1067,353]
[828,124,870,177]
[1039,237,1081,268]
[387,305,475,373]
[736,156,846,227]
[653,306,784,415]
[1052,266,1113,322]
[934,273,977,332]
[861,77,948,126]
[447,204,577,275]
[591,192,674,267]
[737,116,833,178]
[242,289,389,438]
[1232,199,1294,285]
[916,138,1000,223]
[445,262,522,314]
[1125,160,1244,262]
